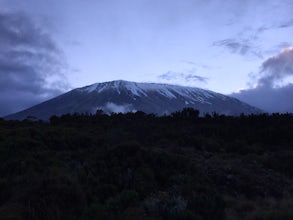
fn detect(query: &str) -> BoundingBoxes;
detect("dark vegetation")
[1,108,293,220]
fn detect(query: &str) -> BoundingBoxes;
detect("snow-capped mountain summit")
[82,80,216,102]
[5,80,262,120]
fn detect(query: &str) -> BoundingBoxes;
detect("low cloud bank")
[232,47,293,113]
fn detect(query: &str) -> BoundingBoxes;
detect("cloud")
[233,84,293,113]
[258,47,293,87]
[213,12,293,60]
[277,19,293,29]
[0,11,69,117]
[180,60,214,70]
[96,102,135,114]
[158,71,208,84]
[213,38,263,58]
[184,74,208,82]
[232,47,293,113]
[256,19,293,33]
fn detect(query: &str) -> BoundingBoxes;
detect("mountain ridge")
[5,80,262,120]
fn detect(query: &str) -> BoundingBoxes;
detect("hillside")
[1,110,293,219]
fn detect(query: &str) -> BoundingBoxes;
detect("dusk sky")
[1,0,293,116]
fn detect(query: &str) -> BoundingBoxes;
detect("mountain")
[5,80,262,120]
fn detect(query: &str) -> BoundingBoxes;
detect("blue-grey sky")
[1,0,293,115]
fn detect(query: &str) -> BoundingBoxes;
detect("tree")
[171,108,200,119]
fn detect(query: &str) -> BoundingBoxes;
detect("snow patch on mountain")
[80,80,221,103]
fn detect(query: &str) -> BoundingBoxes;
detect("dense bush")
[0,110,293,219]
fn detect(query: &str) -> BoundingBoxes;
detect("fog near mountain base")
[96,102,136,114]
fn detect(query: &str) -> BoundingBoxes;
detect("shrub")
[106,190,139,214]
[174,210,203,220]
[20,175,85,220]
[144,192,187,217]
[82,201,107,220]
[187,193,226,220]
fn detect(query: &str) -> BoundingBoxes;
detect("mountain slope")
[5,80,262,120]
